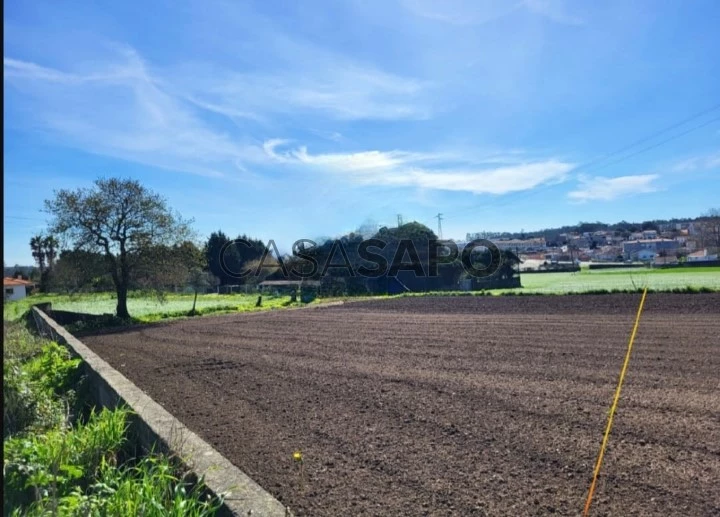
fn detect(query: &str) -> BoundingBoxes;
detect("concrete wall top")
[31,307,291,517]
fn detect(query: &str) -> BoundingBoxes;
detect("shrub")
[4,407,129,513]
[3,321,222,516]
[3,321,44,361]
[53,455,223,516]
[3,342,81,438]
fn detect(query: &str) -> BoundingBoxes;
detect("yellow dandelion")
[293,450,303,462]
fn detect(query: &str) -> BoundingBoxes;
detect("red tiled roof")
[3,277,35,286]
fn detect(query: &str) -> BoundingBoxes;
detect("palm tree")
[30,235,46,272]
[43,235,59,270]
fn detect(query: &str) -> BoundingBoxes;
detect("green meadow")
[4,267,717,323]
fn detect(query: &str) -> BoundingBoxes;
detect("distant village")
[464,220,718,270]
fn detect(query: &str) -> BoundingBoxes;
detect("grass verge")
[2,320,223,516]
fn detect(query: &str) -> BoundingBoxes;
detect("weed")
[3,320,223,516]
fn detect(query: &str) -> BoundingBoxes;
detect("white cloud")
[263,141,574,194]
[5,49,554,195]
[568,174,660,202]
[266,142,433,170]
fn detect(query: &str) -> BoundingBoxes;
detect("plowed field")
[83,294,720,516]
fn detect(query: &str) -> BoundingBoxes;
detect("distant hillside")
[467,216,703,242]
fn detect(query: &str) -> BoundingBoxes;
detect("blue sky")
[4,0,720,266]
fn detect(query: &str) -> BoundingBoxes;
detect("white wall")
[688,254,718,262]
[636,249,656,261]
[4,285,27,301]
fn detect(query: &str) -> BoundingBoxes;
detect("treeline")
[216,222,521,295]
[33,234,265,293]
[30,176,716,319]
[35,222,520,297]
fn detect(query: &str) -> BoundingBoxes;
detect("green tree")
[204,232,265,285]
[134,241,204,295]
[43,236,59,270]
[29,235,46,272]
[204,231,232,284]
[187,268,216,315]
[50,250,109,293]
[45,178,193,318]
[30,234,60,292]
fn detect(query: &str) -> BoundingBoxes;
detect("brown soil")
[83,293,720,516]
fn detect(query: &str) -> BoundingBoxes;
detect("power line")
[4,215,46,221]
[443,105,720,220]
[575,114,720,175]
[570,102,720,175]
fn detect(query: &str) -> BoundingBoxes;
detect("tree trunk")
[115,245,131,319]
[116,282,130,319]
[192,290,198,313]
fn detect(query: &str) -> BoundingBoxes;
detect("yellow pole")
[583,288,648,516]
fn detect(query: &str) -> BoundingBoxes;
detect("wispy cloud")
[401,0,583,25]
[4,50,563,196]
[568,174,660,202]
[671,152,720,173]
[310,130,344,143]
[4,52,266,179]
[170,0,435,121]
[399,0,518,25]
[263,141,573,195]
[523,0,584,25]
[166,62,431,122]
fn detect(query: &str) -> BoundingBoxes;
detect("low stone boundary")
[31,306,291,517]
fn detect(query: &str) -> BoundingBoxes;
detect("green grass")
[587,266,720,274]
[4,266,718,325]
[497,268,720,294]
[385,267,719,297]
[3,292,295,322]
[3,320,222,516]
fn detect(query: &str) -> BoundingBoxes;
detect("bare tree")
[187,268,217,315]
[243,257,282,287]
[698,208,720,251]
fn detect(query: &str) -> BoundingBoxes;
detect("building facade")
[4,277,34,301]
[623,239,679,260]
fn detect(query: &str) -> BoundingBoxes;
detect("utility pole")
[397,214,404,227]
[435,213,444,239]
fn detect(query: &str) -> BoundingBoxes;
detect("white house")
[642,229,658,239]
[593,246,623,262]
[636,249,656,262]
[4,277,35,301]
[623,239,679,259]
[687,249,718,262]
[492,237,547,253]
